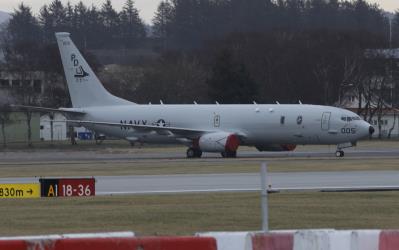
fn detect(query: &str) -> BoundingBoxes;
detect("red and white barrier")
[0,233,217,250]
[351,230,380,250]
[197,232,253,250]
[379,230,399,250]
[197,229,381,250]
[0,229,396,250]
[137,236,217,250]
[252,232,294,250]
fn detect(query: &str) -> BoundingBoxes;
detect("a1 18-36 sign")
[40,178,95,197]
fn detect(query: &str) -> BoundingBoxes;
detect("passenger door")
[321,112,331,131]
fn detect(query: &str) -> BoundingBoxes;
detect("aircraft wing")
[10,105,86,115]
[68,120,222,138]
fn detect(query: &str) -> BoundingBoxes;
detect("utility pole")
[260,162,269,232]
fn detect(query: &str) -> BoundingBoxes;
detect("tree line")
[153,0,391,50]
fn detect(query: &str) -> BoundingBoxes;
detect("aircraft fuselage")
[75,104,370,146]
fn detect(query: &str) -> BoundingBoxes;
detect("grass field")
[2,138,399,151]
[0,191,398,236]
[1,157,399,178]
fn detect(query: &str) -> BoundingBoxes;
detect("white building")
[40,113,67,141]
[40,113,94,141]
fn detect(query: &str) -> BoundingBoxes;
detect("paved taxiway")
[2,171,399,195]
[1,148,399,163]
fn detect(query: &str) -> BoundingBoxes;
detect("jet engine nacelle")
[255,144,297,152]
[198,132,240,152]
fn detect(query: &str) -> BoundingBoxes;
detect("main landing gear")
[186,148,237,158]
[186,147,203,158]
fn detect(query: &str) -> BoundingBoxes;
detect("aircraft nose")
[369,126,375,135]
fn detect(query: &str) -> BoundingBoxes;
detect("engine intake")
[198,132,240,152]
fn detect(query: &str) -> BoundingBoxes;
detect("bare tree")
[0,104,11,148]
[388,110,397,138]
[11,73,42,147]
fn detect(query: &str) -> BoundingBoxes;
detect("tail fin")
[55,32,134,108]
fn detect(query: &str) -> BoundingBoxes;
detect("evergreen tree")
[39,5,53,43]
[100,0,120,47]
[39,0,67,43]
[72,2,89,48]
[153,0,174,39]
[207,49,258,104]
[86,5,103,48]
[48,0,67,30]
[392,12,399,47]
[119,0,146,48]
[4,3,42,70]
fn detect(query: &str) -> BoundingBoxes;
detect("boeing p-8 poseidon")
[16,33,375,158]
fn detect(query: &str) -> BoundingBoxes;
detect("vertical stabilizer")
[55,32,134,108]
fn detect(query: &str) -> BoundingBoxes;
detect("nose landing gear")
[335,150,345,157]
[335,142,354,158]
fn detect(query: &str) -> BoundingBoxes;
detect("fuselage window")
[280,116,285,125]
[297,116,303,125]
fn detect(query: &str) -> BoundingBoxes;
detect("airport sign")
[40,178,95,197]
[0,183,40,199]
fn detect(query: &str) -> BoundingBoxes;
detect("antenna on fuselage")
[276,101,280,105]
[215,101,219,105]
[253,101,257,105]
[299,100,303,104]
[160,100,164,105]
[194,101,198,105]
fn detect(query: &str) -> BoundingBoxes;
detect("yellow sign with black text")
[0,184,40,199]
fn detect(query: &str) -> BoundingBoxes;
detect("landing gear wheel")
[187,148,195,158]
[186,148,202,158]
[335,150,344,157]
[221,151,237,158]
[194,149,203,158]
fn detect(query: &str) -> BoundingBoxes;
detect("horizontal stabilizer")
[10,105,86,115]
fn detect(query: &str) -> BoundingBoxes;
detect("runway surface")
[2,171,399,195]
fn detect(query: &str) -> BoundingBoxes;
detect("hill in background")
[0,11,10,24]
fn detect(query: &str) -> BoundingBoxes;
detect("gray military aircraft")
[17,32,375,158]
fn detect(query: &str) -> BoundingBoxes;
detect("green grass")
[2,138,399,152]
[1,158,399,178]
[0,191,398,236]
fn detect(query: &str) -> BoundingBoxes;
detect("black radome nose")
[369,126,375,135]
